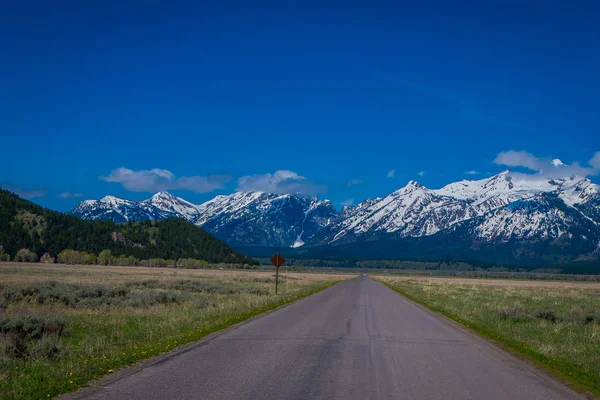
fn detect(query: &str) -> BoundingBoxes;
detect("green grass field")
[376,275,600,396]
[0,263,351,399]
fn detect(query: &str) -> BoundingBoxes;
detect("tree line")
[0,246,259,269]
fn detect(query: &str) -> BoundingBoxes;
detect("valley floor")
[66,277,578,400]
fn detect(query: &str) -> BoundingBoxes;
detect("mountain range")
[70,169,600,265]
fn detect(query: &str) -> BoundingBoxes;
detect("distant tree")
[40,252,55,263]
[78,251,91,265]
[15,248,38,262]
[0,245,8,262]
[57,249,79,264]
[97,250,112,266]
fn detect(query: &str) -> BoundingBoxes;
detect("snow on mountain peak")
[143,191,199,219]
[150,191,175,200]
[70,171,600,250]
[392,180,425,196]
[407,180,423,188]
[99,195,130,206]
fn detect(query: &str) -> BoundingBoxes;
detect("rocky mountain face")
[70,195,177,223]
[70,170,600,262]
[192,192,337,247]
[316,172,600,246]
[70,191,338,248]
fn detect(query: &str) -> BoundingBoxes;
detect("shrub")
[124,280,163,289]
[169,280,237,295]
[193,297,213,309]
[0,316,65,340]
[97,250,113,266]
[568,305,600,324]
[176,258,210,269]
[534,309,558,323]
[40,252,55,263]
[14,249,38,263]
[31,336,61,360]
[497,304,530,322]
[246,288,270,296]
[57,249,81,264]
[0,316,65,360]
[584,312,600,324]
[123,291,184,307]
[3,334,27,359]
[2,282,128,307]
[0,245,10,262]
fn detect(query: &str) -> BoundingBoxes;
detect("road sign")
[270,253,286,294]
[270,253,285,269]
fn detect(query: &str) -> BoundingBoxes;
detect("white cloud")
[464,170,480,175]
[387,169,395,178]
[237,170,325,195]
[347,179,363,187]
[493,150,544,171]
[340,199,354,206]
[417,171,424,177]
[60,192,83,199]
[493,150,600,180]
[101,167,232,193]
[2,185,47,199]
[590,152,600,170]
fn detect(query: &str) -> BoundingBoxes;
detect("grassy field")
[0,263,351,399]
[376,275,600,396]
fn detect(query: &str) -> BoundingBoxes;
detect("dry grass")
[0,263,350,285]
[377,275,600,395]
[0,263,352,399]
[381,274,600,289]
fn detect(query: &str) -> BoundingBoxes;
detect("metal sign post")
[270,253,286,294]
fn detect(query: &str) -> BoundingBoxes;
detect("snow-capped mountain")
[70,195,178,223]
[314,171,600,246]
[467,193,599,243]
[70,191,337,248]
[195,192,337,247]
[70,169,600,262]
[145,191,200,220]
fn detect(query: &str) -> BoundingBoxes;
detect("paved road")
[74,278,580,400]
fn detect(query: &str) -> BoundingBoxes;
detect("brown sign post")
[270,253,285,294]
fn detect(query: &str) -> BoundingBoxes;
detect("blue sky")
[1,0,599,211]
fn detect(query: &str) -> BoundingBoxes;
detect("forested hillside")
[0,189,257,265]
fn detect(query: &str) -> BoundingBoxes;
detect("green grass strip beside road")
[3,279,345,400]
[378,280,600,399]
[66,280,342,397]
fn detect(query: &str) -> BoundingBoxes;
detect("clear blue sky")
[1,0,599,211]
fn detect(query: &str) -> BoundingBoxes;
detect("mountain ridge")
[69,172,600,264]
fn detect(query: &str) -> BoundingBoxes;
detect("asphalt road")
[74,277,580,400]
